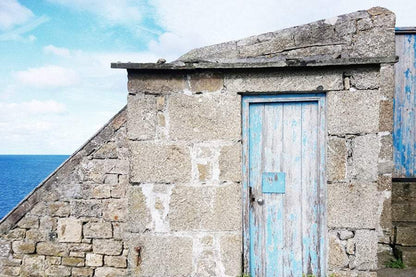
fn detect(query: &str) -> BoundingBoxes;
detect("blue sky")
[0,0,415,154]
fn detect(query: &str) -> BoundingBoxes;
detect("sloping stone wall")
[0,108,129,276]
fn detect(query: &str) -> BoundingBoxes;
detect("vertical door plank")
[394,34,416,177]
[263,103,284,277]
[301,102,320,276]
[282,102,303,277]
[249,103,264,277]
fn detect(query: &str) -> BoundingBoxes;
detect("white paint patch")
[324,16,338,25]
[141,183,172,232]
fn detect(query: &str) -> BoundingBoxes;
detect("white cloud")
[44,45,71,57]
[0,15,49,41]
[47,0,143,25]
[0,100,66,115]
[14,65,80,88]
[0,0,34,31]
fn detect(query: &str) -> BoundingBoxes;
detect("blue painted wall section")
[394,33,416,177]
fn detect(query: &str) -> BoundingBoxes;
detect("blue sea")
[0,155,69,220]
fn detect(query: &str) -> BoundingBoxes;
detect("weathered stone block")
[83,222,112,238]
[128,235,192,276]
[57,218,82,242]
[72,267,94,277]
[379,99,394,132]
[327,90,380,135]
[339,230,354,240]
[219,143,242,182]
[37,242,68,256]
[351,134,380,181]
[393,182,416,202]
[69,243,92,252]
[328,182,379,228]
[12,241,35,254]
[26,229,47,242]
[395,246,416,267]
[392,203,416,222]
[378,175,392,191]
[224,70,343,92]
[94,267,127,277]
[3,228,25,240]
[16,215,39,229]
[48,201,70,217]
[45,256,61,266]
[92,184,111,199]
[0,256,21,266]
[93,239,122,255]
[22,255,45,276]
[103,199,127,222]
[127,94,157,140]
[62,256,84,267]
[104,255,127,268]
[130,142,191,183]
[350,230,378,270]
[396,225,416,246]
[380,64,394,99]
[128,72,186,94]
[329,233,349,268]
[170,184,241,231]
[70,200,102,218]
[93,142,118,159]
[188,72,224,92]
[346,67,380,90]
[0,265,20,276]
[85,253,103,266]
[45,265,71,276]
[127,186,151,233]
[327,137,347,181]
[0,240,10,257]
[168,93,240,141]
[220,234,242,276]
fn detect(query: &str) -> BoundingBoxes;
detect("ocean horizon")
[0,155,70,220]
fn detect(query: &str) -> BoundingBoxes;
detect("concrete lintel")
[111,56,398,71]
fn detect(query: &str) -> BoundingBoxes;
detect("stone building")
[0,6,413,277]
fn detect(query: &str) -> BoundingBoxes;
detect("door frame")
[241,93,327,275]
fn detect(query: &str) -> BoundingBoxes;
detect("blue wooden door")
[394,31,416,178]
[242,94,326,277]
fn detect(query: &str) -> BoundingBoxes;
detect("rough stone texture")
[224,69,343,93]
[128,235,193,276]
[93,239,123,255]
[127,72,186,94]
[168,93,241,141]
[349,134,380,182]
[21,255,45,276]
[220,234,242,276]
[350,230,378,270]
[178,8,395,63]
[127,186,151,233]
[83,222,112,239]
[329,233,349,268]
[57,218,82,242]
[85,253,103,267]
[11,241,35,254]
[95,267,127,277]
[327,90,380,135]
[169,183,241,231]
[130,142,191,183]
[127,94,157,140]
[395,246,416,267]
[328,137,347,182]
[328,182,379,228]
[188,72,224,92]
[396,225,416,246]
[219,143,242,182]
